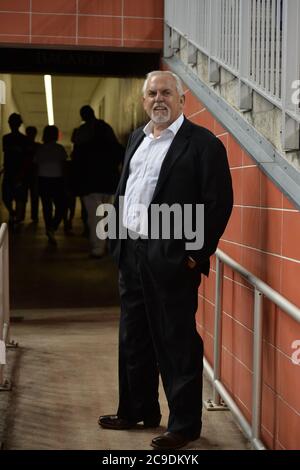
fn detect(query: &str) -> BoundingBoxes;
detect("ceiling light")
[44,74,54,125]
[0,79,5,104]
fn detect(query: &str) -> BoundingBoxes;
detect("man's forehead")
[146,75,177,90]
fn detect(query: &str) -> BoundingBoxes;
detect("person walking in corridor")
[98,71,233,449]
[35,125,67,245]
[25,126,41,223]
[2,113,28,225]
[71,105,124,258]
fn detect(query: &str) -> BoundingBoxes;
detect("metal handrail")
[0,223,10,388]
[216,249,300,322]
[203,248,300,450]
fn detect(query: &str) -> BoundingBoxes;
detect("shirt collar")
[143,113,184,138]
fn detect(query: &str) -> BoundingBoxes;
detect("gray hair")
[142,71,184,97]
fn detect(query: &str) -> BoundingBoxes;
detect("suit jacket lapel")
[151,117,192,202]
[118,129,145,196]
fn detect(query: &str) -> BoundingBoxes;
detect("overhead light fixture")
[44,74,54,125]
[0,79,6,104]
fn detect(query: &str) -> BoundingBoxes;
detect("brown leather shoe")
[151,431,197,450]
[98,414,161,430]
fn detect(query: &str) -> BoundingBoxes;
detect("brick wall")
[183,86,300,450]
[0,0,163,49]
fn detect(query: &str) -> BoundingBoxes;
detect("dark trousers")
[38,177,65,232]
[2,177,14,215]
[117,236,203,439]
[2,176,26,221]
[26,174,39,221]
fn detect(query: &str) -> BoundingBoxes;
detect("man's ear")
[180,94,185,105]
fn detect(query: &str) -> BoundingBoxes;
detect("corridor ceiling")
[12,74,101,147]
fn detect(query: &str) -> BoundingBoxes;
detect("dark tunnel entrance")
[0,45,160,309]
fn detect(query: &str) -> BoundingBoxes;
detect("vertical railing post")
[208,0,221,83]
[0,223,12,391]
[0,232,4,386]
[209,0,219,57]
[239,0,253,110]
[252,288,263,447]
[164,0,172,58]
[0,224,8,387]
[164,23,173,58]
[212,256,224,405]
[4,224,9,344]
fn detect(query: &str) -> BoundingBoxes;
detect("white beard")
[151,106,171,124]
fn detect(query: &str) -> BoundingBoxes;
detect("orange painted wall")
[0,0,163,49]
[183,87,300,450]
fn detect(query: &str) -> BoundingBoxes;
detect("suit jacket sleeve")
[190,136,233,266]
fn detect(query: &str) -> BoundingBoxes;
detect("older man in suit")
[98,70,233,449]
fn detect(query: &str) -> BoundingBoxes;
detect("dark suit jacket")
[109,116,233,284]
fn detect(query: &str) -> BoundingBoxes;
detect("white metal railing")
[203,248,300,450]
[190,0,210,54]
[0,223,10,389]
[250,0,283,100]
[164,0,300,149]
[218,0,240,72]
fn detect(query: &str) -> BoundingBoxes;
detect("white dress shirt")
[123,113,184,235]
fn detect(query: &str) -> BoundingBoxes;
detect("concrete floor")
[0,206,249,450]
[1,308,249,450]
[6,203,120,310]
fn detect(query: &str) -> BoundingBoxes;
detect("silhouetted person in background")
[2,113,28,225]
[63,159,76,234]
[35,125,67,245]
[70,127,89,237]
[72,105,124,257]
[25,126,40,223]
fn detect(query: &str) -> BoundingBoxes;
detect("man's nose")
[154,92,164,101]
